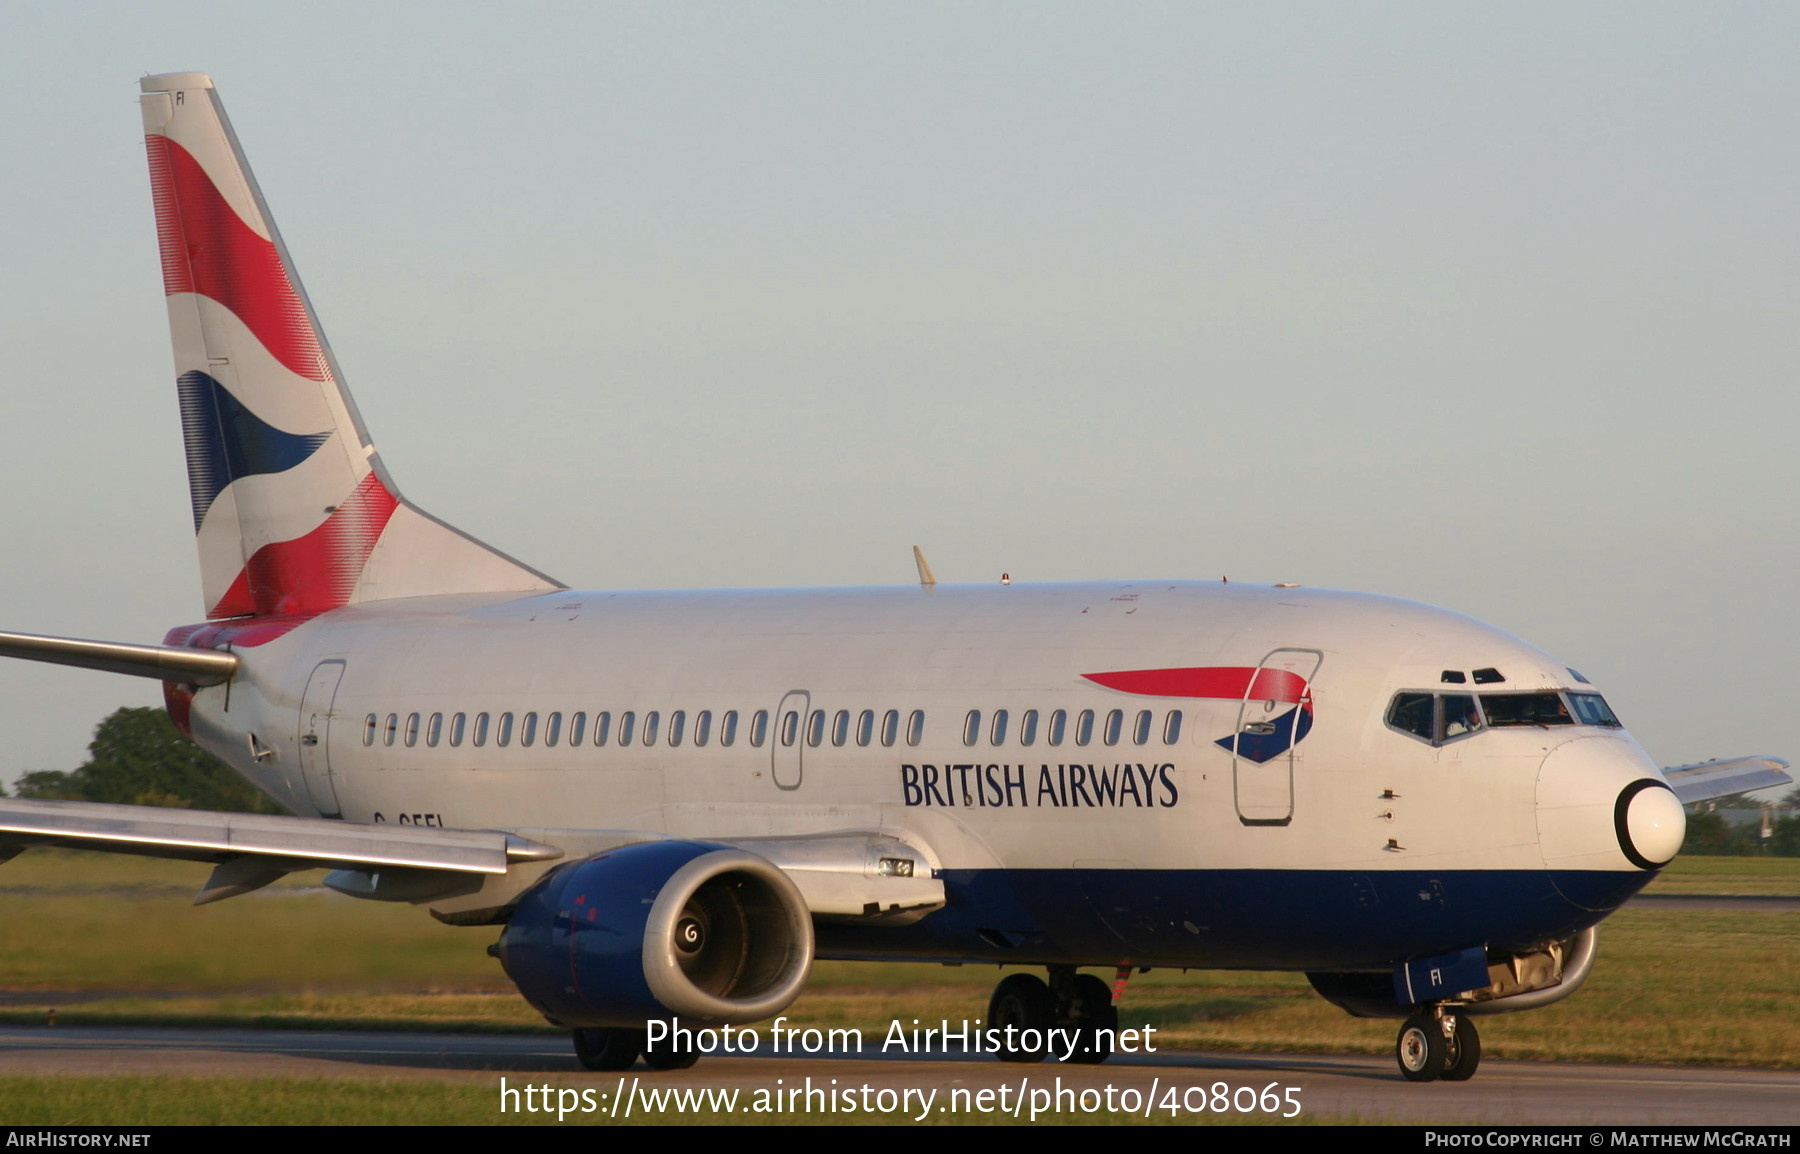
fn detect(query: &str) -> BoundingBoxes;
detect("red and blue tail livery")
[141,72,556,628]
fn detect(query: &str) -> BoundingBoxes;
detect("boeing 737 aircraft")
[0,74,1788,1083]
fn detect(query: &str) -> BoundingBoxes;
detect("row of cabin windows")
[361,708,929,751]
[960,708,1182,748]
[360,705,1192,753]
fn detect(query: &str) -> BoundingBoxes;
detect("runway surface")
[1,1025,1795,1125]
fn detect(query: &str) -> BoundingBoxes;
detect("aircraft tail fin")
[139,73,560,622]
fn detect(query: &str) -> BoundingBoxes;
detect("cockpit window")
[1387,693,1435,740]
[1389,687,1623,747]
[1441,695,1482,738]
[1480,693,1573,727]
[1567,692,1621,727]
[1386,692,1484,744]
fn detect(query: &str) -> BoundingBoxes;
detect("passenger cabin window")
[519,712,537,747]
[426,713,442,748]
[618,711,635,746]
[1075,709,1094,746]
[568,712,586,746]
[383,713,398,747]
[856,710,874,747]
[694,711,711,747]
[880,710,899,747]
[963,710,981,747]
[669,710,685,747]
[545,711,562,747]
[779,710,798,748]
[1103,709,1123,746]
[363,715,377,747]
[1048,709,1067,746]
[906,710,925,747]
[990,709,1008,746]
[449,712,466,747]
[593,711,611,746]
[643,711,660,746]
[1163,710,1182,744]
[832,710,849,747]
[724,710,742,747]
[750,710,769,748]
[472,712,490,747]
[1133,710,1152,745]
[1020,709,1039,746]
[496,712,514,747]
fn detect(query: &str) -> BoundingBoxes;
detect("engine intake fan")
[496,840,814,1028]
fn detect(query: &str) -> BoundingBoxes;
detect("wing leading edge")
[0,796,561,904]
[1659,756,1792,805]
[0,797,946,921]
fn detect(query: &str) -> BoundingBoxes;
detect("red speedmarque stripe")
[1082,666,1309,703]
[146,134,331,383]
[208,473,400,620]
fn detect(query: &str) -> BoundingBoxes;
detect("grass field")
[0,849,1793,1124]
[1,849,1795,1069]
[1643,854,1800,895]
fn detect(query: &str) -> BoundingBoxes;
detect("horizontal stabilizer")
[0,797,562,904]
[0,630,237,685]
[1660,756,1793,805]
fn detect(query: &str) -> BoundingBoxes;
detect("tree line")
[6,706,281,813]
[1682,799,1800,857]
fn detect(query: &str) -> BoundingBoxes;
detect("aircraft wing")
[0,797,945,920]
[0,797,562,904]
[1659,756,1793,805]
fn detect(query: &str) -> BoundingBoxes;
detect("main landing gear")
[572,1027,699,1071]
[1395,1008,1480,1082]
[986,966,1121,1065]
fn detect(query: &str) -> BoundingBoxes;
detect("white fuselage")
[179,578,1660,969]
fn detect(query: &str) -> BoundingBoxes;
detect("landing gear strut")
[571,1025,702,1071]
[988,973,1055,1062]
[1063,972,1119,1065]
[985,966,1123,1065]
[1395,1008,1480,1082]
[573,1027,645,1071]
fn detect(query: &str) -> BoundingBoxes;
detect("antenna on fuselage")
[912,546,937,588]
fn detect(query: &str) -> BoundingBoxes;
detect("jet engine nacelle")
[495,840,814,1029]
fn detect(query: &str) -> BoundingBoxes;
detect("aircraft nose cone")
[1615,778,1685,870]
[1537,735,1676,875]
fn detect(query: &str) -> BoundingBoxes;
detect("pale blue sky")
[2,3,1796,791]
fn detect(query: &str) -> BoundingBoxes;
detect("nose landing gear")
[1396,1008,1480,1082]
